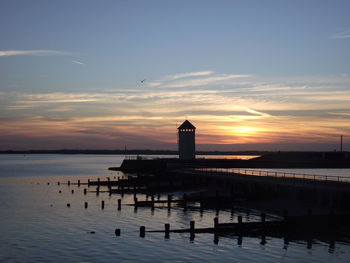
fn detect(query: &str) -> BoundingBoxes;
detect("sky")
[0,0,350,151]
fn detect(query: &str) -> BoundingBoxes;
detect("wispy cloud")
[71,60,85,65]
[163,74,251,88]
[0,50,70,57]
[331,29,350,39]
[246,108,271,117]
[168,70,215,80]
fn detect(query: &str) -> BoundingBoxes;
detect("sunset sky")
[1,0,350,151]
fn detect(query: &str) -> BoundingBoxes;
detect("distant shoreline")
[0,149,267,155]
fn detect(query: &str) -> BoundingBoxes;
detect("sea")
[0,154,349,262]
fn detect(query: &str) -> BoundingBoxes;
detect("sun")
[232,126,258,136]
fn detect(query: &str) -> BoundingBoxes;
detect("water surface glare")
[0,154,349,262]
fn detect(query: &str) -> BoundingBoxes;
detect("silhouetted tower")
[178,120,196,160]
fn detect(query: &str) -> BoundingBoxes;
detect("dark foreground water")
[0,154,349,262]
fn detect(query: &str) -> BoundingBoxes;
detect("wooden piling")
[57,181,60,185]
[78,180,80,187]
[115,228,121,236]
[134,197,138,207]
[238,215,242,224]
[190,220,195,233]
[118,199,121,210]
[183,193,187,208]
[140,226,145,237]
[71,189,74,194]
[214,233,219,244]
[84,202,88,208]
[68,180,70,186]
[167,195,172,209]
[101,200,105,209]
[67,203,70,207]
[165,223,170,238]
[84,188,87,195]
[214,217,219,228]
[96,187,100,195]
[151,195,155,208]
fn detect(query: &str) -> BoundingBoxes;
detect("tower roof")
[178,120,196,130]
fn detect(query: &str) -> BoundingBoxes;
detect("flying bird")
[140,79,146,84]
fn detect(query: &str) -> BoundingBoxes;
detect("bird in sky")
[140,79,146,84]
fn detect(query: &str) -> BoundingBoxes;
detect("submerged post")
[101,200,105,209]
[84,202,88,208]
[115,228,121,236]
[165,223,170,239]
[118,199,121,210]
[140,226,145,238]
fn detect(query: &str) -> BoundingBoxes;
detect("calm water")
[0,154,349,262]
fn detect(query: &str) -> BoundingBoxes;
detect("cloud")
[246,108,271,117]
[162,74,251,88]
[331,30,350,39]
[0,50,70,57]
[72,60,85,65]
[168,70,215,80]
[1,72,350,150]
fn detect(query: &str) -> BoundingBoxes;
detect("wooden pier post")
[151,195,155,209]
[96,187,100,196]
[78,180,80,187]
[101,200,105,209]
[183,193,187,209]
[97,178,100,186]
[238,235,242,245]
[238,215,242,224]
[88,179,90,186]
[67,203,70,207]
[165,223,170,239]
[214,233,219,245]
[84,188,87,195]
[68,180,70,186]
[214,217,219,228]
[117,199,121,210]
[115,228,121,236]
[167,195,172,209]
[140,226,145,238]
[84,202,88,208]
[200,192,204,211]
[57,181,60,185]
[134,197,138,207]
[71,189,74,194]
[190,220,195,233]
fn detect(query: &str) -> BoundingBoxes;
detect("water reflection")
[1,154,350,263]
